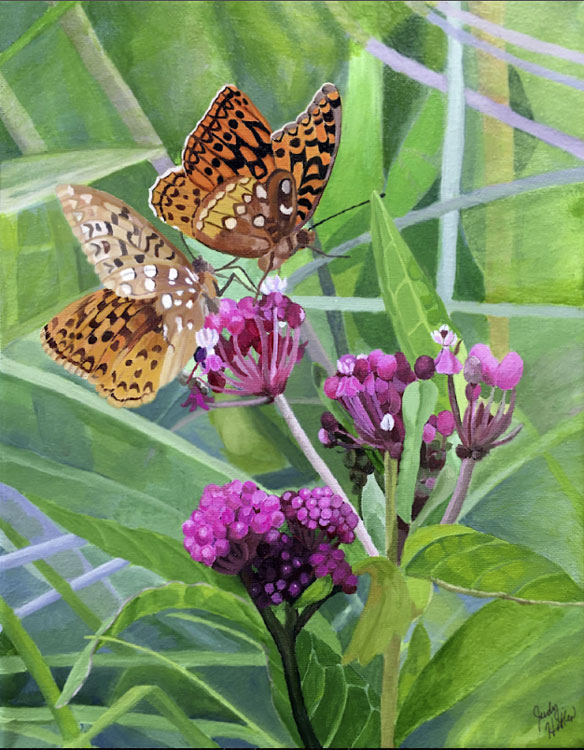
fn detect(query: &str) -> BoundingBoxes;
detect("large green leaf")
[404,525,584,604]
[395,600,584,746]
[370,192,458,366]
[0,355,242,537]
[297,630,380,748]
[0,148,164,214]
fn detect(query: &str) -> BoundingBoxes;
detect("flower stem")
[440,456,476,524]
[381,633,401,748]
[274,393,379,556]
[384,452,399,564]
[259,605,322,749]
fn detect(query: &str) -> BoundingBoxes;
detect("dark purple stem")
[440,457,476,524]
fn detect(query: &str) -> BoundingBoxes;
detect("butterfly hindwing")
[271,83,341,224]
[57,185,195,299]
[148,167,204,238]
[182,85,276,190]
[42,290,169,406]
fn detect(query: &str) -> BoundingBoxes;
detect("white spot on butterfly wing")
[187,321,194,330]
[119,283,132,296]
[176,316,183,332]
[168,267,178,280]
[281,179,291,195]
[186,300,194,309]
[144,278,156,292]
[280,204,294,215]
[120,268,136,281]
[255,184,268,200]
[224,217,237,230]
[235,205,246,215]
[144,265,157,277]
[161,293,173,309]
[253,215,265,227]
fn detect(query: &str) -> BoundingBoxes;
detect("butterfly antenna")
[310,192,386,230]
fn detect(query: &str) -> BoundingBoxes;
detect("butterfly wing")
[271,83,341,225]
[191,171,297,258]
[57,184,198,300]
[149,167,205,240]
[182,84,276,189]
[41,286,214,407]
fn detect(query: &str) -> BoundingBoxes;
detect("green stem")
[384,452,399,564]
[259,606,322,749]
[381,634,401,748]
[381,452,401,747]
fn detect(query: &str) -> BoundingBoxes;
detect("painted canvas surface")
[1,1,583,748]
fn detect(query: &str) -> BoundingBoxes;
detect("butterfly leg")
[217,270,256,297]
[255,252,276,300]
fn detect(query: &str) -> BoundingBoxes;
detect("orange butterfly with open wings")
[149,82,342,273]
[41,185,218,407]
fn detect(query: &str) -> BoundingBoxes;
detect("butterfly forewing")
[183,84,275,189]
[149,167,204,238]
[271,83,341,225]
[43,186,219,407]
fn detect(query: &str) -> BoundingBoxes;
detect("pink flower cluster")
[281,487,359,544]
[182,480,284,572]
[309,543,358,594]
[322,351,417,456]
[196,290,305,400]
[422,410,456,444]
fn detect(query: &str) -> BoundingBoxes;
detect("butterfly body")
[42,185,218,407]
[150,83,341,271]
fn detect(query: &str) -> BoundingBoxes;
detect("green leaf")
[396,379,438,522]
[343,557,413,667]
[58,582,259,706]
[25,493,241,595]
[62,685,217,749]
[361,474,386,553]
[395,601,583,746]
[0,148,165,214]
[384,90,445,219]
[397,622,431,710]
[94,636,281,748]
[0,595,80,742]
[295,577,334,610]
[404,525,584,604]
[370,191,456,365]
[0,355,242,539]
[298,630,380,748]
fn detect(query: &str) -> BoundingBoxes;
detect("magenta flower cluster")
[322,351,419,457]
[281,487,359,544]
[183,481,359,607]
[195,289,305,400]
[182,480,284,573]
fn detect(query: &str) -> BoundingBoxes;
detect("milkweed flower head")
[183,482,358,608]
[439,334,524,460]
[193,282,305,401]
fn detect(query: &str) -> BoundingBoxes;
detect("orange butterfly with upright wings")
[149,82,342,273]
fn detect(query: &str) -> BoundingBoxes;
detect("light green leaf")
[396,379,438,522]
[397,622,431,710]
[395,601,583,746]
[384,90,445,218]
[295,577,334,609]
[0,596,80,742]
[404,526,584,604]
[62,684,217,749]
[361,474,386,553]
[0,148,165,214]
[370,191,463,409]
[343,557,413,667]
[58,582,260,707]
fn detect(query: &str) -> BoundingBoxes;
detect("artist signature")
[533,701,576,738]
